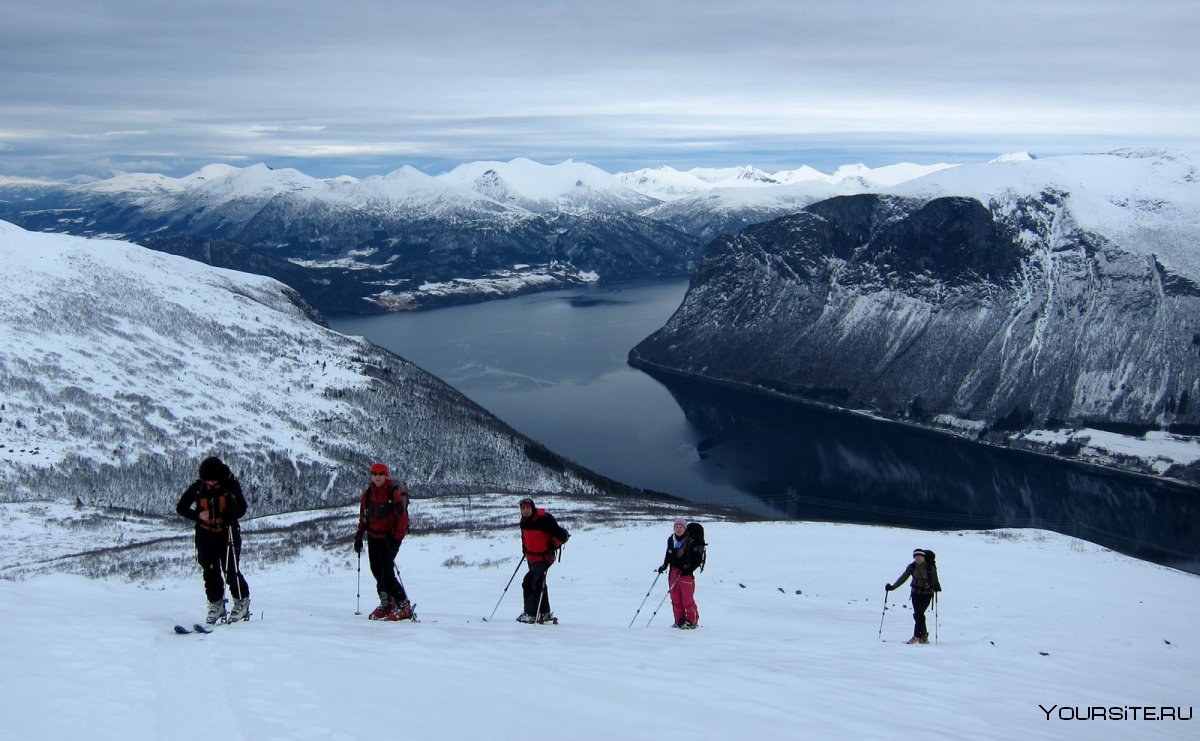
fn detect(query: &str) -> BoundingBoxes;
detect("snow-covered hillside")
[1,494,1196,740]
[0,221,628,513]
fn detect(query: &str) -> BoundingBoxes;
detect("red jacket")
[356,479,409,541]
[521,507,569,563]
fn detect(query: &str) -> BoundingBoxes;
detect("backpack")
[921,549,940,591]
[686,522,707,573]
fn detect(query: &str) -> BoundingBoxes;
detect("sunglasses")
[370,472,386,477]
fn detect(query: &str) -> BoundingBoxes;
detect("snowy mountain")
[0,221,638,515]
[2,493,1198,740]
[632,160,957,242]
[630,150,1200,485]
[0,158,949,313]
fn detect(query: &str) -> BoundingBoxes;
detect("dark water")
[329,279,1199,574]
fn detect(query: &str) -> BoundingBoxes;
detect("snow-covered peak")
[989,151,1037,163]
[615,166,717,200]
[771,165,831,184]
[438,158,655,212]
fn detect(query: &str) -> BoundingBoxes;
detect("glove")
[354,533,363,554]
[884,583,893,592]
[656,565,667,574]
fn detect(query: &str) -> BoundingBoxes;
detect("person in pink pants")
[657,518,704,628]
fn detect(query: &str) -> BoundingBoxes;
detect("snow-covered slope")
[0,221,628,512]
[1,494,1196,740]
[891,148,1200,279]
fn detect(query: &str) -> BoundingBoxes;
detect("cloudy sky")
[2,0,1197,179]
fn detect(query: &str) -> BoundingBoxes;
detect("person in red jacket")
[354,462,412,620]
[517,497,570,624]
[176,456,251,624]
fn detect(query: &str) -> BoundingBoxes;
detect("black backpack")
[922,549,940,591]
[686,522,707,573]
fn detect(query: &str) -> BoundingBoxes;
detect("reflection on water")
[652,370,1200,574]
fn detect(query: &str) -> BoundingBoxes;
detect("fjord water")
[329,280,1199,573]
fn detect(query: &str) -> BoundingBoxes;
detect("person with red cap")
[657,517,703,628]
[354,462,412,620]
[176,456,252,624]
[517,497,570,624]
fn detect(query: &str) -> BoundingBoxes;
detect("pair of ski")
[174,615,250,634]
[174,623,215,634]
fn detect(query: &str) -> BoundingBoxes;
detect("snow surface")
[1,495,1197,741]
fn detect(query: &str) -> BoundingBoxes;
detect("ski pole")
[646,573,681,627]
[355,549,362,615]
[485,557,525,621]
[933,592,939,645]
[393,562,411,604]
[628,571,663,628]
[534,567,549,624]
[878,588,889,640]
[227,526,246,601]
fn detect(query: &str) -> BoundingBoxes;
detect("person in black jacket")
[176,456,251,624]
[886,548,941,644]
[657,518,703,628]
[517,497,570,624]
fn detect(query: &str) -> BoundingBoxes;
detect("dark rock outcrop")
[631,193,1200,430]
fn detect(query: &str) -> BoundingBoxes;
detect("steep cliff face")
[631,192,1200,430]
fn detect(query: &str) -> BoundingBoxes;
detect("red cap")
[369,462,389,475]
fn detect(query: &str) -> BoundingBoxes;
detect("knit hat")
[198,456,227,481]
[369,462,389,475]
[913,548,925,558]
[674,518,688,528]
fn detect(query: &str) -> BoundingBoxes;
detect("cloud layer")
[2,0,1197,178]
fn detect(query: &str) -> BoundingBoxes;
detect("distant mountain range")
[630,148,1200,483]
[0,221,641,514]
[0,158,952,313]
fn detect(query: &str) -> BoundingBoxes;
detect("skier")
[885,548,941,643]
[353,462,413,620]
[657,518,703,628]
[176,456,251,624]
[517,497,569,624]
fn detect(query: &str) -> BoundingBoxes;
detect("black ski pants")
[522,560,552,617]
[367,536,407,603]
[195,527,249,603]
[911,592,933,639]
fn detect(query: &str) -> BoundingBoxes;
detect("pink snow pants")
[669,568,699,625]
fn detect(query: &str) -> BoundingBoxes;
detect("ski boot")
[205,599,227,625]
[387,600,414,621]
[516,613,535,624]
[229,597,251,622]
[369,592,394,620]
[536,611,557,625]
